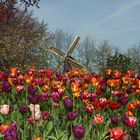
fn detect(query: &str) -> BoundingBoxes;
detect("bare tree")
[78,38,113,72]
[77,36,96,71]
[127,44,140,73]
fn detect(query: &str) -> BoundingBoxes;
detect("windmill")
[40,35,83,71]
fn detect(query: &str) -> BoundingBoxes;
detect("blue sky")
[31,0,140,51]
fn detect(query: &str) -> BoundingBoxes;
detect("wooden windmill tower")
[40,35,83,71]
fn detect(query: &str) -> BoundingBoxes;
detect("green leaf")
[0,115,4,123]
[0,133,3,138]
[61,134,68,140]
[84,124,92,138]
[47,136,57,140]
[46,121,53,135]
[58,130,67,139]
[69,134,75,140]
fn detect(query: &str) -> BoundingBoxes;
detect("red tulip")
[85,104,94,113]
[126,116,137,128]
[109,127,128,140]
[16,85,24,93]
[42,112,51,120]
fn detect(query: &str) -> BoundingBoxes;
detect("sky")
[31,0,140,51]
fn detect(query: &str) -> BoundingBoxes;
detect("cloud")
[110,26,140,34]
[95,0,140,25]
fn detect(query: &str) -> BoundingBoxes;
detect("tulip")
[28,94,40,104]
[40,93,49,102]
[45,69,53,77]
[126,116,137,128]
[126,88,133,94]
[28,85,37,95]
[53,103,59,108]
[85,104,94,114]
[29,104,41,121]
[3,81,12,92]
[109,127,127,140]
[51,92,60,102]
[55,71,62,77]
[42,112,51,120]
[16,85,24,93]
[28,117,34,125]
[9,105,14,114]
[32,137,42,140]
[92,114,104,125]
[122,114,129,124]
[4,123,19,140]
[0,104,10,115]
[67,112,77,121]
[119,96,128,105]
[19,105,28,114]
[111,115,118,126]
[0,125,9,134]
[64,97,73,110]
[73,124,85,139]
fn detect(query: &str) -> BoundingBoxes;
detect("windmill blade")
[66,57,83,69]
[48,47,65,57]
[66,35,80,56]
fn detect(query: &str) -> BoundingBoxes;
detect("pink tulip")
[0,105,10,115]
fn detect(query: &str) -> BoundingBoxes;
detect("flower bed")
[0,67,140,140]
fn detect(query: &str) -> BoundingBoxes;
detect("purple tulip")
[73,124,85,139]
[67,112,77,121]
[119,91,125,96]
[119,96,128,105]
[13,80,18,85]
[64,97,73,110]
[4,123,19,140]
[28,85,37,95]
[9,105,14,114]
[126,88,133,94]
[55,71,62,77]
[111,115,118,126]
[28,94,39,104]
[3,81,12,92]
[100,84,107,91]
[19,105,28,114]
[122,114,129,124]
[65,67,70,72]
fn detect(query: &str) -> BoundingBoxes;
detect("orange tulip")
[114,69,122,78]
[91,77,99,87]
[122,75,130,84]
[10,67,18,76]
[32,137,42,140]
[71,81,80,92]
[92,114,104,125]
[125,111,133,116]
[127,103,135,112]
[133,100,140,107]
[0,125,9,134]
[105,69,112,75]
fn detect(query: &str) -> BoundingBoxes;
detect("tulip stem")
[22,114,25,139]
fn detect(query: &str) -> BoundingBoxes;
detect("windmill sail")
[48,47,65,57]
[66,36,80,56]
[67,57,83,69]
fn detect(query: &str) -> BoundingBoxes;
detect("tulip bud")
[73,124,85,139]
